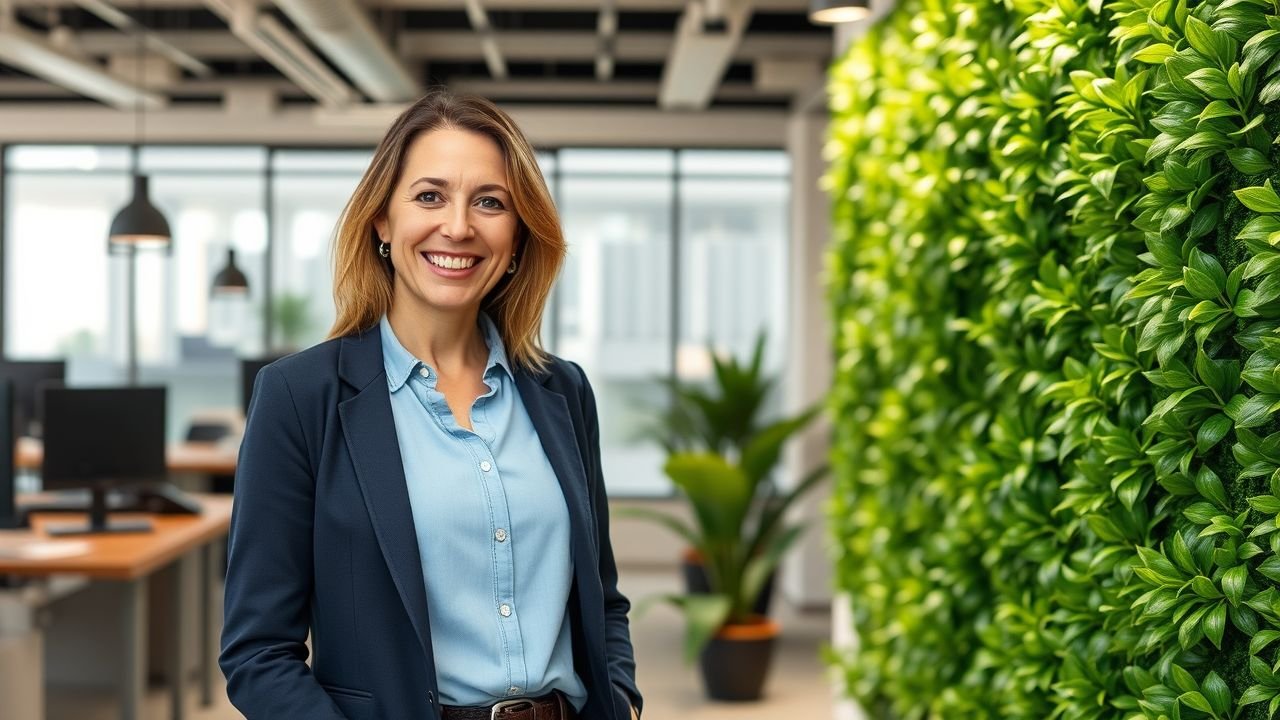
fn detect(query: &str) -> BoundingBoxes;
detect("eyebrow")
[410,177,510,195]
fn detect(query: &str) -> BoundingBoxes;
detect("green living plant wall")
[828,0,1280,717]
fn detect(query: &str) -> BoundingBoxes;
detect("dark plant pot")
[681,548,775,616]
[698,617,779,701]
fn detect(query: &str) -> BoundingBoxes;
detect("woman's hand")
[631,706,639,720]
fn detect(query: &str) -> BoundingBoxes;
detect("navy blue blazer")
[219,327,642,720]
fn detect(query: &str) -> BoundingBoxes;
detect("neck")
[386,300,488,377]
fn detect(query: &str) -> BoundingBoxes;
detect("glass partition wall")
[2,145,789,496]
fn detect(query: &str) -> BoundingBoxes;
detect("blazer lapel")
[516,369,597,569]
[336,331,433,664]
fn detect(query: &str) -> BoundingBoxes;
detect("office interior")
[0,1,872,718]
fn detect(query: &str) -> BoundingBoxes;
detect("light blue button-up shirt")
[380,313,587,710]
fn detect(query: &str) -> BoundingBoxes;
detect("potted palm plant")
[624,333,826,701]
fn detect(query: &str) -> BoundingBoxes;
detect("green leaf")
[1229,147,1273,175]
[1204,601,1227,649]
[1226,394,1274,428]
[664,453,752,548]
[1197,413,1234,452]
[1251,629,1280,655]
[1186,502,1222,524]
[661,594,732,662]
[1223,564,1248,606]
[1203,670,1231,715]
[1185,267,1222,300]
[1187,67,1235,99]
[1171,663,1200,693]
[1249,495,1280,513]
[613,506,701,548]
[1192,575,1223,598]
[1258,556,1280,583]
[1178,690,1214,713]
[1244,253,1280,280]
[1195,466,1230,510]
[1239,684,1274,705]
[1236,180,1280,213]
[1136,43,1179,63]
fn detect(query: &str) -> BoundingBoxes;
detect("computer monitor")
[0,381,16,529]
[0,360,65,439]
[241,356,282,413]
[41,387,166,535]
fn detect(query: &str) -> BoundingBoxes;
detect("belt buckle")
[490,698,534,719]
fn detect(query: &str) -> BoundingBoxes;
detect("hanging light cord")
[134,0,145,164]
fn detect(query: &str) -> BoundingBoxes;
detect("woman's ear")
[373,216,388,243]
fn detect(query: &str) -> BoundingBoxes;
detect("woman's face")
[375,127,518,320]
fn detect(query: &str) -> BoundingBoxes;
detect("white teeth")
[425,253,477,270]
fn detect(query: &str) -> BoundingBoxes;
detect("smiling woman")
[219,92,643,720]
[375,128,519,330]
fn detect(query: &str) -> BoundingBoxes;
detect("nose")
[441,201,472,242]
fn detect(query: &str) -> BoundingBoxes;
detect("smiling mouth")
[422,253,479,270]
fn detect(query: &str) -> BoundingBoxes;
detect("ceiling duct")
[658,0,752,110]
[204,0,356,107]
[272,0,420,103]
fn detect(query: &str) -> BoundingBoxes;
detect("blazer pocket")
[321,684,376,720]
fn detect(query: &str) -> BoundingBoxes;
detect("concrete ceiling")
[0,0,834,111]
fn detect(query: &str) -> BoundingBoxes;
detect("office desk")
[14,437,240,476]
[0,494,232,720]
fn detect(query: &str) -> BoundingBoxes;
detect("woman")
[219,91,642,720]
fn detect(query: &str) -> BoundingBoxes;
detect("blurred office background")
[0,1,871,717]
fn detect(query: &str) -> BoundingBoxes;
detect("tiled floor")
[46,568,841,719]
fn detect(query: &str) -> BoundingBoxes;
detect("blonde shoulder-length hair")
[329,90,564,372]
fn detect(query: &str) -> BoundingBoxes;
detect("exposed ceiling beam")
[73,0,213,77]
[20,0,809,9]
[203,0,357,107]
[450,78,783,101]
[462,0,507,80]
[71,30,830,63]
[595,0,616,81]
[0,5,164,110]
[659,0,752,110]
[272,0,420,102]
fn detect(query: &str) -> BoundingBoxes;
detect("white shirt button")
[508,686,520,696]
[495,528,507,542]
[499,603,512,617]
[480,460,492,472]
[418,367,429,378]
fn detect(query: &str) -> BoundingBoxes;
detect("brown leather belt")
[441,691,575,720]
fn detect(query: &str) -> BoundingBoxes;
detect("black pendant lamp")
[108,174,171,252]
[211,248,249,295]
[108,0,170,255]
[808,0,871,23]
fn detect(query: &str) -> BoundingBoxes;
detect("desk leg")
[201,541,215,706]
[171,557,190,720]
[121,578,146,720]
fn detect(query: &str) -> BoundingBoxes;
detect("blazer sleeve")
[219,364,346,719]
[572,362,644,718]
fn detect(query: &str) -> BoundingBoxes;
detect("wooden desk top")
[0,494,232,580]
[15,437,239,476]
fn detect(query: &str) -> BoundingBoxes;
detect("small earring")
[378,242,390,258]
[507,257,518,275]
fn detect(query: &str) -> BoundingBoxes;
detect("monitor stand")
[43,486,153,536]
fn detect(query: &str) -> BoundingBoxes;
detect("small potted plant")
[624,333,826,700]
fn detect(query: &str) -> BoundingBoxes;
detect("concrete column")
[780,100,835,610]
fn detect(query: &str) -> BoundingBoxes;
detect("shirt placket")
[413,367,528,699]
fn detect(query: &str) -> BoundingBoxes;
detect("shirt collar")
[379,315,420,392]
[478,311,514,381]
[379,312,513,392]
